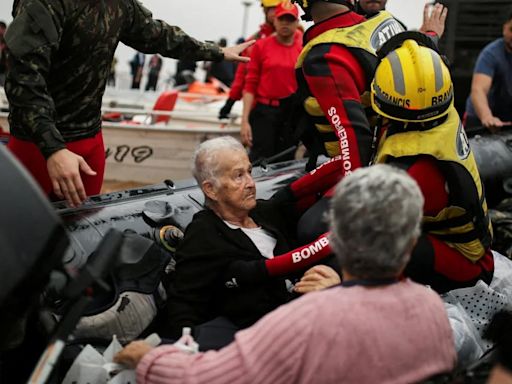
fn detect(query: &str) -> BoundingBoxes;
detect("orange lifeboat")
[180,78,229,103]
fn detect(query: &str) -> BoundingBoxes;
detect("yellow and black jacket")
[292,10,404,171]
[375,108,493,262]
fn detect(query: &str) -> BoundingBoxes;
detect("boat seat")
[102,90,179,126]
[152,90,179,124]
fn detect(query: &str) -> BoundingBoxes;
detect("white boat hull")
[102,122,240,183]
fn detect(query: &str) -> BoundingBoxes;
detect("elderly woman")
[116,165,456,384]
[161,136,308,344]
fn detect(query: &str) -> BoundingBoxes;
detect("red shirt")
[228,23,275,101]
[244,31,303,101]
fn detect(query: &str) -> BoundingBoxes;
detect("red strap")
[256,97,280,107]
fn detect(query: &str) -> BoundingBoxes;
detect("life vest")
[294,11,405,159]
[375,108,493,262]
[180,80,227,103]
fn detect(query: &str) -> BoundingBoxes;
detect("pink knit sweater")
[137,280,456,384]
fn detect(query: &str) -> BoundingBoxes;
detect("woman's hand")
[294,265,341,294]
[114,341,154,369]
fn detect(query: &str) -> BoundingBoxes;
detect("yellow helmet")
[371,39,453,123]
[261,0,283,7]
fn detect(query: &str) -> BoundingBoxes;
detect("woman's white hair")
[192,136,246,186]
[328,164,424,279]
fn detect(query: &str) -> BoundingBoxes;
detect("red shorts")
[7,133,105,198]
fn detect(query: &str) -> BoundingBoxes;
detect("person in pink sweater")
[115,164,457,384]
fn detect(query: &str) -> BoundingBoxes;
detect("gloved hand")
[219,98,236,119]
[270,185,296,205]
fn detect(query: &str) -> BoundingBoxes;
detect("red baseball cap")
[275,1,299,20]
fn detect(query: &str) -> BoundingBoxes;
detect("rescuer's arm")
[271,156,345,214]
[222,232,333,286]
[302,44,373,176]
[219,60,250,119]
[271,44,372,212]
[229,62,249,100]
[122,0,253,63]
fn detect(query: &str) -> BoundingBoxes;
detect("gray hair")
[328,164,424,279]
[192,136,246,186]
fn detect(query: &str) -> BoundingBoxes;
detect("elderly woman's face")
[213,150,256,214]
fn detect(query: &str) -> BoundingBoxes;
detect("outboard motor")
[0,146,69,382]
[0,146,125,383]
[0,146,69,352]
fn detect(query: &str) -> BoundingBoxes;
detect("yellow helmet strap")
[373,84,453,122]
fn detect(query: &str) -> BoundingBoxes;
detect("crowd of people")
[1,0,512,382]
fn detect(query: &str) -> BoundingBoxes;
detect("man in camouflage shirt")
[4,0,252,207]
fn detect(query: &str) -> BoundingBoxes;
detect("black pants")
[145,73,159,91]
[248,103,296,163]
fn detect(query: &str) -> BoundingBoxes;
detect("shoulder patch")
[456,123,471,160]
[370,18,405,52]
[5,0,59,57]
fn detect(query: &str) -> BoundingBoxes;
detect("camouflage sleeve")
[121,0,224,62]
[4,0,65,158]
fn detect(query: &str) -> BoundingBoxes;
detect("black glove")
[219,98,236,119]
[270,185,296,205]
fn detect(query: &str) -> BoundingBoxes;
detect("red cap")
[275,1,299,20]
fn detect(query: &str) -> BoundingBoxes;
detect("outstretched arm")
[121,0,254,63]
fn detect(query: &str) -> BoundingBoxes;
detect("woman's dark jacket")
[164,200,299,337]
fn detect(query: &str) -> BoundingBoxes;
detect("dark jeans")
[248,103,296,163]
[145,73,159,91]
